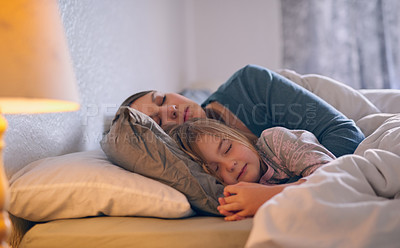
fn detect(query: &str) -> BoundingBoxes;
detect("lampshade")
[0,1,80,246]
[0,0,80,114]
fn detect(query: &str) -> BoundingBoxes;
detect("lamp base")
[0,114,11,248]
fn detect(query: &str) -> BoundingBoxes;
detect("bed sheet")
[19,216,252,248]
[246,114,400,248]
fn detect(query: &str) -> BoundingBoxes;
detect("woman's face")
[195,134,261,185]
[130,91,207,129]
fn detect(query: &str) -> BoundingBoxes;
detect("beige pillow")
[9,150,195,222]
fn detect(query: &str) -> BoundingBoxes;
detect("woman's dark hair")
[110,90,154,127]
[204,108,225,124]
[119,90,154,108]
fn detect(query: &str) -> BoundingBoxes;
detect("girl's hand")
[217,180,305,221]
[218,196,246,221]
[217,182,276,220]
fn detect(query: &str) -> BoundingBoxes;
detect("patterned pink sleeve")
[258,127,336,177]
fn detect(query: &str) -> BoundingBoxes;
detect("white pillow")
[278,69,380,122]
[356,113,398,137]
[359,89,400,114]
[9,150,195,222]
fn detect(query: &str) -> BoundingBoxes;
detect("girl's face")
[131,91,207,129]
[196,134,261,185]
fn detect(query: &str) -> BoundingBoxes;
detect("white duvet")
[246,114,400,248]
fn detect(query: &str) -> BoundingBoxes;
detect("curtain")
[281,0,400,89]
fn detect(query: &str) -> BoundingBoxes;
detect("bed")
[7,70,400,248]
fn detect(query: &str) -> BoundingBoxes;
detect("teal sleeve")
[201,64,365,157]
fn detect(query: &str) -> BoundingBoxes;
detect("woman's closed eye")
[153,116,162,126]
[152,92,166,125]
[154,93,166,106]
[161,95,166,105]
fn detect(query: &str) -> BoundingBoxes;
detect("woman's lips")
[237,164,247,181]
[183,107,189,122]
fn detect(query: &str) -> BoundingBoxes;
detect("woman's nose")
[161,105,178,120]
[167,105,178,119]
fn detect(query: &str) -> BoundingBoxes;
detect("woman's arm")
[218,180,305,221]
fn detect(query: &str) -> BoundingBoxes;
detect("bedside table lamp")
[0,1,80,247]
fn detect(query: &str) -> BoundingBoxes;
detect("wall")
[184,0,282,90]
[3,0,282,179]
[4,0,187,178]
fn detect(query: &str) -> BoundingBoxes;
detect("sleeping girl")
[167,118,336,221]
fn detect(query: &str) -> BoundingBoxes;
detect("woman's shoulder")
[201,65,275,104]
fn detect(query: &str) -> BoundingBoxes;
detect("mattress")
[19,216,253,248]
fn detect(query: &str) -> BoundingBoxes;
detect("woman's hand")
[218,180,305,221]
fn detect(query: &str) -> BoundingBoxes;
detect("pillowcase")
[101,107,224,216]
[9,150,195,222]
[359,89,400,114]
[356,113,398,137]
[278,69,380,122]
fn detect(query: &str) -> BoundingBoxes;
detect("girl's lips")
[237,164,247,181]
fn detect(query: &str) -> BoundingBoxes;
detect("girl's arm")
[258,127,336,179]
[218,180,305,221]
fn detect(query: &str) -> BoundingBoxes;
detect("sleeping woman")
[167,118,336,221]
[121,64,364,157]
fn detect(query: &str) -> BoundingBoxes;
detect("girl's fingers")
[224,215,236,221]
[224,185,239,195]
[218,198,236,216]
[224,182,249,195]
[218,197,226,206]
[218,201,241,212]
[217,207,234,217]
[221,194,238,204]
[223,191,232,197]
[224,214,245,221]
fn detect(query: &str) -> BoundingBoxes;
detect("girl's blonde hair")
[167,118,259,181]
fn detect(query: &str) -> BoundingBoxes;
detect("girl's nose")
[224,161,237,172]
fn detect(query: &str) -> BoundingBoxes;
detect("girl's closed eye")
[225,143,232,154]
[222,139,232,155]
[208,163,219,172]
